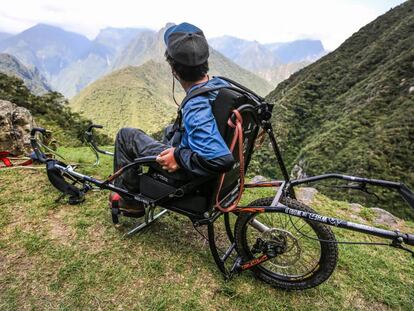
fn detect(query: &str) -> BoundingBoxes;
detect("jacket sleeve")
[174,147,234,177]
[173,97,235,177]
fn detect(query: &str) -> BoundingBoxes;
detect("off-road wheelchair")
[30,77,414,290]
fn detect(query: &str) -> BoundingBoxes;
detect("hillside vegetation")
[70,52,274,138]
[70,61,179,138]
[254,1,414,218]
[0,73,110,146]
[0,147,413,310]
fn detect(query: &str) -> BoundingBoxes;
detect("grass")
[0,147,413,310]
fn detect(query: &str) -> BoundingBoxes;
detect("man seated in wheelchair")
[111,23,235,216]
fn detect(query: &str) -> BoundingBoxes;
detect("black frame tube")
[237,205,414,246]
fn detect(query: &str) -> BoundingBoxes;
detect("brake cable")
[287,213,414,257]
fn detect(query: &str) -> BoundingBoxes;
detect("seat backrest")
[207,87,261,207]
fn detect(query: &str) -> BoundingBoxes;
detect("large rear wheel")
[234,197,338,290]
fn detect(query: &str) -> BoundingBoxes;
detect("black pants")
[114,126,189,202]
[114,128,170,194]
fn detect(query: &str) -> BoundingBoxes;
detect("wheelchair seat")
[139,84,261,219]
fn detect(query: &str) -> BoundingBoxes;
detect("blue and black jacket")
[171,77,235,177]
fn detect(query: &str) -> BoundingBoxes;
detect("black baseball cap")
[164,22,209,66]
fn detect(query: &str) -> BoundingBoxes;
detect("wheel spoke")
[236,197,338,289]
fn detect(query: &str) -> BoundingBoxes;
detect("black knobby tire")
[234,197,338,290]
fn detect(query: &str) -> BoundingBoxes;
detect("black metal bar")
[30,128,48,163]
[263,122,291,184]
[207,222,228,276]
[290,173,402,188]
[221,243,236,262]
[85,124,114,156]
[224,213,235,243]
[290,174,414,211]
[238,205,414,246]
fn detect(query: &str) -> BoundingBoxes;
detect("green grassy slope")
[255,1,414,218]
[70,61,180,138]
[0,147,413,310]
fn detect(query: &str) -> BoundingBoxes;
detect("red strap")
[0,151,13,157]
[0,156,13,167]
[0,151,33,168]
[215,110,245,213]
[19,159,33,166]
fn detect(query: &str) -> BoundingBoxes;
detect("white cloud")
[0,0,406,50]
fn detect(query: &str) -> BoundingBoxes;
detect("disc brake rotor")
[261,228,302,267]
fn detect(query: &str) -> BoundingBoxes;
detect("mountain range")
[254,0,414,218]
[0,24,149,97]
[70,25,275,137]
[209,36,325,84]
[0,53,51,95]
[0,32,12,42]
[0,23,324,98]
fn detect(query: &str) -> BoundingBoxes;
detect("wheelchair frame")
[30,107,414,279]
[30,70,414,280]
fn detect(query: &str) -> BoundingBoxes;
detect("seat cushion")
[139,174,209,215]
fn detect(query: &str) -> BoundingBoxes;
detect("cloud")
[0,0,405,49]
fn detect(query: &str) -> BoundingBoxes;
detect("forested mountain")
[0,24,148,97]
[111,25,273,96]
[0,53,51,95]
[70,61,179,138]
[0,73,110,146]
[0,24,274,97]
[253,0,414,218]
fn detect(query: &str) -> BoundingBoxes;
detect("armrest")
[133,156,158,165]
[406,233,414,246]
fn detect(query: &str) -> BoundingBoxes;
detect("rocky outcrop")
[0,100,35,155]
[296,187,318,205]
[251,175,267,183]
[371,208,400,227]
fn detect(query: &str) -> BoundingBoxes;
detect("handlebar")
[406,233,414,246]
[86,124,103,132]
[85,124,114,157]
[30,127,47,137]
[30,127,48,163]
[133,156,157,164]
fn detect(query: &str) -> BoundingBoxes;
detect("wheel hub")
[253,228,302,267]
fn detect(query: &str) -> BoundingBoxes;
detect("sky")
[0,0,407,50]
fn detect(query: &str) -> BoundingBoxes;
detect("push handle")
[406,233,414,246]
[84,124,114,156]
[30,127,48,163]
[30,127,47,137]
[86,124,103,133]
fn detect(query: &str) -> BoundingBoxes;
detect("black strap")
[213,76,264,100]
[46,159,82,199]
[171,80,262,138]
[179,86,226,111]
[171,86,227,135]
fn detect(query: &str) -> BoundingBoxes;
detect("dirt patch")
[349,293,392,311]
[48,208,76,245]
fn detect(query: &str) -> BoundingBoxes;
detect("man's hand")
[156,147,180,173]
